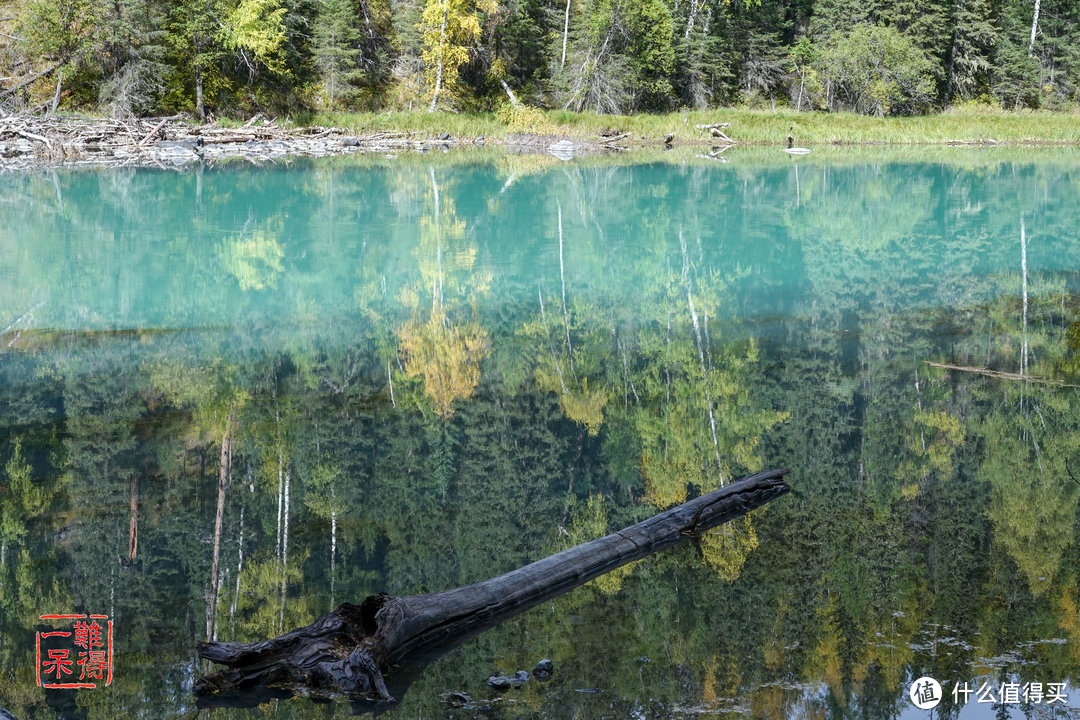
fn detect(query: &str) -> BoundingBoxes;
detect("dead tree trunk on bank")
[194,468,790,706]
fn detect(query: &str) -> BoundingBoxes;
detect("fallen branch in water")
[194,468,790,708]
[925,361,1080,387]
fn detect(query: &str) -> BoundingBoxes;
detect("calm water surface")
[3,150,1080,719]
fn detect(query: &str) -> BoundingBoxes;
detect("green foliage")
[942,0,996,102]
[19,0,101,63]
[488,0,553,101]
[495,100,556,131]
[816,23,936,115]
[8,0,1080,116]
[624,0,676,110]
[226,0,290,76]
[313,0,366,107]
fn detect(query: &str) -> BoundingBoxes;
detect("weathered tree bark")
[194,468,790,707]
[49,69,62,116]
[196,70,206,122]
[924,361,1080,387]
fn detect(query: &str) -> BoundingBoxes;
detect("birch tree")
[420,0,496,110]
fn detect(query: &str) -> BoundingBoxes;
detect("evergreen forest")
[4,0,1080,119]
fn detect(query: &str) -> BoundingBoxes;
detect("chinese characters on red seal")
[36,614,113,689]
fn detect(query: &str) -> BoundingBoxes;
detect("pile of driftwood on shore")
[0,114,482,170]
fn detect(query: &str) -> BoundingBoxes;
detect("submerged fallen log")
[925,361,1080,387]
[194,468,790,707]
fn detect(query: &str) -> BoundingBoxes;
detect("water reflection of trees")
[3,158,1080,718]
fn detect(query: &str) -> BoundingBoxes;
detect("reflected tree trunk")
[1021,216,1029,377]
[207,413,234,642]
[558,204,575,378]
[680,230,723,483]
[128,474,138,561]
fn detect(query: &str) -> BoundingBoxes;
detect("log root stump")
[194,468,790,707]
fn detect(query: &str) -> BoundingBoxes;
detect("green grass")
[286,110,507,139]
[291,105,1080,145]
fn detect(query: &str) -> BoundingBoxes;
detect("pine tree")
[942,0,995,102]
[166,0,231,118]
[96,0,170,117]
[313,0,364,107]
[808,0,878,41]
[489,0,557,102]
[988,0,1043,108]
[625,0,676,110]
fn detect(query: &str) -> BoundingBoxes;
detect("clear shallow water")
[3,150,1080,719]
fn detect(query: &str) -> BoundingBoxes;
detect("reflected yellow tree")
[807,592,846,708]
[525,292,607,435]
[219,226,286,291]
[513,215,789,582]
[895,380,966,501]
[398,307,490,418]
[395,167,492,418]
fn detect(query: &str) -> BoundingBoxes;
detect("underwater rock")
[533,659,554,681]
[445,691,471,707]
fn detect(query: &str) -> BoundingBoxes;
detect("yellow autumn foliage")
[398,307,491,417]
[220,232,285,291]
[699,516,759,582]
[420,0,496,107]
[1055,579,1080,663]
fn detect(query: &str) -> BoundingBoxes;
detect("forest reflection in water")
[3,151,1080,719]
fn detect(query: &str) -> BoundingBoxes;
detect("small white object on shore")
[547,140,575,161]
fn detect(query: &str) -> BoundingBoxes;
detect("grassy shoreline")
[285,106,1080,145]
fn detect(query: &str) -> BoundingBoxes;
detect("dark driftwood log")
[194,468,790,707]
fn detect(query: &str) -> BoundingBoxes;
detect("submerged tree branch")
[194,468,790,707]
[924,361,1080,387]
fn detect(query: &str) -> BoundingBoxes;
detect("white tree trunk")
[685,0,698,39]
[279,468,290,633]
[275,410,283,563]
[679,231,723,484]
[1028,0,1041,57]
[561,0,571,70]
[499,78,520,106]
[1021,216,1029,375]
[429,10,448,112]
[196,70,205,121]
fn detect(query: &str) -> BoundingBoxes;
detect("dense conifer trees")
[3,0,1080,115]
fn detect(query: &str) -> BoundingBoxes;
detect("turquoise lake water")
[2,149,1080,719]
